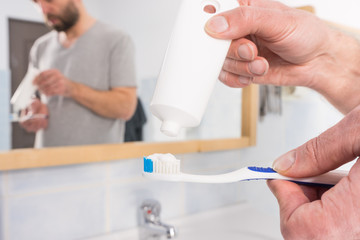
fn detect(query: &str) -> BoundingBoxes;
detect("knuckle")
[302,137,323,171]
[235,6,252,24]
[345,106,360,157]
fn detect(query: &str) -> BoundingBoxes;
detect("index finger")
[227,38,258,60]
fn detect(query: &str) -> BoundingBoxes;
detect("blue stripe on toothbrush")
[143,157,153,173]
[247,166,334,188]
[247,166,276,173]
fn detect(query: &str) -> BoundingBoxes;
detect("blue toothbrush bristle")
[143,157,154,173]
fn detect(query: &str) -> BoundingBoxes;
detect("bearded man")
[21,0,137,147]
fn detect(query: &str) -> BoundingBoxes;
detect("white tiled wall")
[0,150,247,240]
[2,163,108,240]
[0,173,4,240]
[184,182,241,214]
[7,186,106,240]
[0,173,3,197]
[7,163,107,195]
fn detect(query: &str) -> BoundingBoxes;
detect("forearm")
[68,81,137,120]
[311,29,360,114]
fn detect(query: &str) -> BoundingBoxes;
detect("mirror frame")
[0,85,259,171]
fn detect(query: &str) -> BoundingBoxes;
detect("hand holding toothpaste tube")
[33,69,74,97]
[205,0,360,115]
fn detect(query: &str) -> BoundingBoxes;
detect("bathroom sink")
[170,203,282,240]
[87,203,282,240]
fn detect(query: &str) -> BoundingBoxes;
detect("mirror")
[1,2,358,170]
[1,0,245,150]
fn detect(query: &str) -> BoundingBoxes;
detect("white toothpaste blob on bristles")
[147,153,180,174]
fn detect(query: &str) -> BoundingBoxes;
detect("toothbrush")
[142,155,348,186]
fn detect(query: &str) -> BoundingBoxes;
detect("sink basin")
[88,203,282,240]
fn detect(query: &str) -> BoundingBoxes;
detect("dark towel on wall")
[259,85,282,120]
[125,98,147,142]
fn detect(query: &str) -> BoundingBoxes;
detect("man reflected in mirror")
[20,0,137,147]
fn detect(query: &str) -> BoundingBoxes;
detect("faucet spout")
[139,199,177,240]
[142,221,176,239]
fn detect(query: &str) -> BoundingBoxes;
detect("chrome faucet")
[139,199,176,240]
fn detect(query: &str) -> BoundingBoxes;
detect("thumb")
[273,107,360,177]
[29,98,41,113]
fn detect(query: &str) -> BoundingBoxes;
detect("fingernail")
[238,44,254,60]
[219,71,226,81]
[238,76,251,85]
[272,151,296,172]
[249,59,268,76]
[206,16,229,33]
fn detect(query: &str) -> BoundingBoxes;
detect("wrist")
[309,29,360,114]
[66,80,78,98]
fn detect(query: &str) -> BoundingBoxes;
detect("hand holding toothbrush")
[205,0,360,239]
[268,105,360,240]
[20,98,48,133]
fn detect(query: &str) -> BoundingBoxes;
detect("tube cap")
[160,121,181,137]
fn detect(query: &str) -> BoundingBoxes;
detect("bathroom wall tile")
[239,114,286,168]
[0,197,4,240]
[109,158,142,181]
[7,162,107,195]
[184,182,241,215]
[180,150,244,174]
[187,81,242,140]
[0,175,7,240]
[109,179,184,231]
[239,181,279,217]
[0,172,8,208]
[7,186,106,240]
[0,173,3,197]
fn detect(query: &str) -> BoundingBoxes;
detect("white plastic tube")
[11,65,39,112]
[150,0,239,137]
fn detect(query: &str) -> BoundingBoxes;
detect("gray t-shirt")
[29,21,137,147]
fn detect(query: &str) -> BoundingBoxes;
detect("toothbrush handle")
[248,167,348,187]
